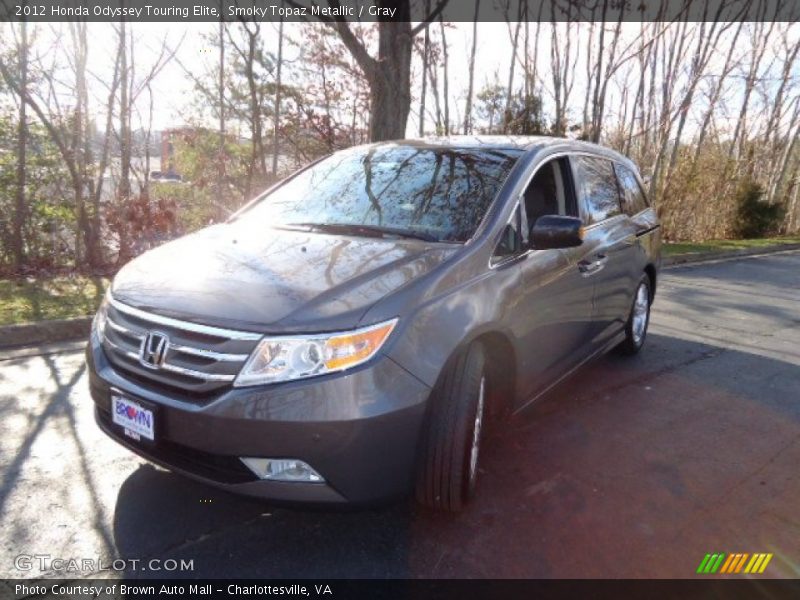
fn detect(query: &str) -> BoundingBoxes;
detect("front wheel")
[616,275,652,355]
[415,343,486,512]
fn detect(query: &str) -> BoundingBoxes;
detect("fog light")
[240,458,324,483]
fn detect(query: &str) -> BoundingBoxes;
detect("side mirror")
[530,215,584,249]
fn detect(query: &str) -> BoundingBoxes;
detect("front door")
[514,156,596,401]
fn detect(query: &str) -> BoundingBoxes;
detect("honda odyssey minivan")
[87,136,661,511]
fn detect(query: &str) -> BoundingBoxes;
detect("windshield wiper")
[285,222,439,243]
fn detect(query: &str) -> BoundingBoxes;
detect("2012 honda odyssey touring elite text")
[87,136,661,511]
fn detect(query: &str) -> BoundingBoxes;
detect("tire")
[415,342,487,512]
[616,274,652,356]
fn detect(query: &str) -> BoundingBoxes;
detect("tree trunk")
[691,20,744,169]
[368,21,413,141]
[119,22,131,201]
[662,15,729,198]
[418,2,430,137]
[13,20,28,271]
[74,22,94,268]
[322,0,445,142]
[503,6,522,133]
[582,20,596,139]
[529,3,542,107]
[218,19,226,212]
[649,18,690,202]
[117,19,132,264]
[591,10,624,143]
[463,0,479,134]
[728,18,775,162]
[238,23,261,199]
[272,7,284,176]
[439,19,450,136]
[427,57,443,133]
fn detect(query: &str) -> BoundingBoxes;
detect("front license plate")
[112,395,155,441]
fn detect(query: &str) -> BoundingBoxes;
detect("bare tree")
[218,19,226,213]
[728,6,779,162]
[12,21,28,269]
[689,19,745,170]
[549,17,578,136]
[287,0,450,141]
[661,6,735,200]
[418,0,431,136]
[0,22,128,267]
[116,19,132,262]
[273,8,285,176]
[227,21,266,198]
[463,0,479,134]
[503,1,522,133]
[648,16,692,201]
[588,8,624,142]
[426,40,443,133]
[439,18,450,135]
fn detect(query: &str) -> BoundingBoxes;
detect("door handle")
[578,254,608,275]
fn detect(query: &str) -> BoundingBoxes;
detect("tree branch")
[411,0,450,37]
[285,0,376,79]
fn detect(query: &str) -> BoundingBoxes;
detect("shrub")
[733,179,785,239]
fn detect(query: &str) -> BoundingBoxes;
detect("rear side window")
[572,156,621,224]
[614,163,649,215]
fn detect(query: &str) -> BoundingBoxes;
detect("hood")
[111,223,458,333]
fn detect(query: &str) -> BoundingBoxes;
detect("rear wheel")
[415,343,486,512]
[616,275,651,355]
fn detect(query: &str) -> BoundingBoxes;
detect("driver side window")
[523,157,578,235]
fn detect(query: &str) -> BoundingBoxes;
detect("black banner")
[0,0,798,23]
[3,580,800,600]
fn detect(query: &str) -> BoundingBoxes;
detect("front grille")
[102,296,261,397]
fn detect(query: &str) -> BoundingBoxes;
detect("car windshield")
[237,144,523,242]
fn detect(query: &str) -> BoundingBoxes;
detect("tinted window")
[240,145,522,242]
[524,158,577,226]
[572,156,621,224]
[614,163,648,215]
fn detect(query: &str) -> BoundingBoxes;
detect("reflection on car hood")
[111,223,458,333]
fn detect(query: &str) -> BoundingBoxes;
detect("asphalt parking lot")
[1,250,798,579]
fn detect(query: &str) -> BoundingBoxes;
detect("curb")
[663,243,800,267]
[0,316,92,350]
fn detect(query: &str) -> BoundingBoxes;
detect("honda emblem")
[139,331,169,369]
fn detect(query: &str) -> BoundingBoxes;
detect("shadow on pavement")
[113,464,414,578]
[111,332,800,578]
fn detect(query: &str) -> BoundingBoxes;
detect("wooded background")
[1,0,799,276]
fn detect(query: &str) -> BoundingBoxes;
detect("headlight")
[91,292,110,342]
[234,318,398,387]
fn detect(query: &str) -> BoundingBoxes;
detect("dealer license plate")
[112,394,155,441]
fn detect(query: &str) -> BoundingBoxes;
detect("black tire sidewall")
[627,277,651,351]
[416,342,486,511]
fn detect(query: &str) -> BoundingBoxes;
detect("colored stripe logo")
[697,552,773,574]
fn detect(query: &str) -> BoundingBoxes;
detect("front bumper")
[87,336,431,506]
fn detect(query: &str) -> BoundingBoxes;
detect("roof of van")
[390,135,637,168]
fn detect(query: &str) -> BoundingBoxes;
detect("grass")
[663,235,800,256]
[0,276,108,326]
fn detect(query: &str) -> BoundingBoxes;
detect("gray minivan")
[87,136,661,511]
